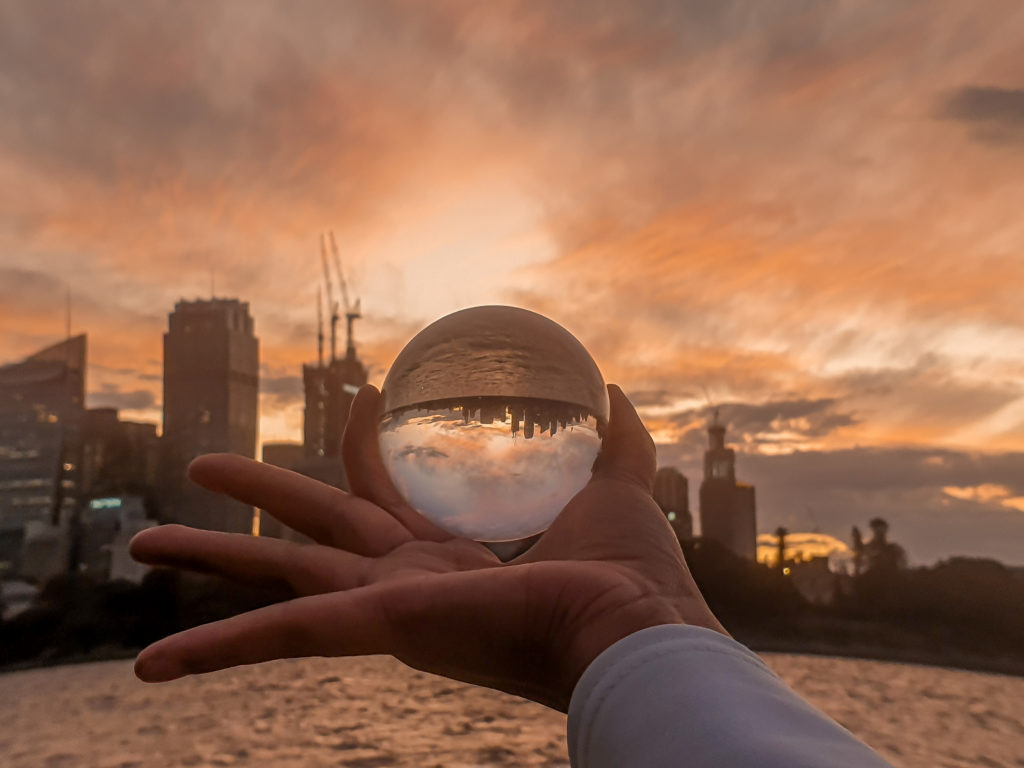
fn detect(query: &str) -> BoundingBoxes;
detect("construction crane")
[316,285,324,368]
[328,230,361,360]
[320,233,340,363]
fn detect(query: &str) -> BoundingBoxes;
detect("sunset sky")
[1,1,1022,564]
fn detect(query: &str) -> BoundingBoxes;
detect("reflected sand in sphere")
[379,396,602,542]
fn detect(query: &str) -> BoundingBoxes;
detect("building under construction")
[380,397,598,441]
[302,231,368,459]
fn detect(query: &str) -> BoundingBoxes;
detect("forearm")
[567,625,895,768]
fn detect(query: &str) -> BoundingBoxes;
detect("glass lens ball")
[378,306,608,542]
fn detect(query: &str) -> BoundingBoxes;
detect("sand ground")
[1,653,1021,768]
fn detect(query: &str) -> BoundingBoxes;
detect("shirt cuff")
[567,624,893,768]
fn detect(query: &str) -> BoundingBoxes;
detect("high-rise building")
[162,298,258,533]
[0,335,86,580]
[698,411,757,559]
[653,466,692,540]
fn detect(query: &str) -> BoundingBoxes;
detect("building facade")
[162,298,259,533]
[258,442,305,540]
[698,411,757,559]
[653,466,692,540]
[81,407,159,499]
[77,494,153,579]
[0,336,86,580]
[303,353,367,459]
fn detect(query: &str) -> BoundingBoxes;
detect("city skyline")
[0,2,1022,565]
[3,273,1023,566]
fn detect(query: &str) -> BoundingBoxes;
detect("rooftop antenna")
[65,288,71,340]
[320,233,339,363]
[210,267,216,299]
[328,230,361,360]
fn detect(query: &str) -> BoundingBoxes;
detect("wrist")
[555,595,685,711]
[558,589,727,711]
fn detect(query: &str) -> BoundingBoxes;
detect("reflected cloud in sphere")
[380,402,602,541]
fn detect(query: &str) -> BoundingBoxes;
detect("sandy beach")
[2,653,1021,768]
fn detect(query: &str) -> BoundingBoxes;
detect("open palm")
[131,385,723,711]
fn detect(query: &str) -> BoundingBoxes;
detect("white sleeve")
[567,624,894,768]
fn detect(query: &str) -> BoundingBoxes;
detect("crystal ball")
[378,306,608,543]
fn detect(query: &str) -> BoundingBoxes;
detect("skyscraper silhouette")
[162,298,258,533]
[698,410,757,559]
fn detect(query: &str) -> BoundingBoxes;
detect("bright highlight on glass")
[378,306,608,543]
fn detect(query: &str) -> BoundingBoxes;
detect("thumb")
[589,384,656,493]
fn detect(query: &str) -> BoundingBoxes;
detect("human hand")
[131,384,725,711]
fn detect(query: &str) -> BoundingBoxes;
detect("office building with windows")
[0,335,86,580]
[162,298,258,533]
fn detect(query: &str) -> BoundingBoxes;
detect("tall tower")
[162,298,258,532]
[698,410,756,559]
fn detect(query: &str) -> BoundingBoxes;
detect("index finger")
[134,588,392,682]
[187,454,413,556]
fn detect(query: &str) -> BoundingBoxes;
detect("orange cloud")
[0,0,1022,461]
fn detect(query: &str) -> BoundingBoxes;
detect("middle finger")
[130,524,371,594]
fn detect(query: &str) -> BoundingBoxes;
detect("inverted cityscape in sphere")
[378,396,604,542]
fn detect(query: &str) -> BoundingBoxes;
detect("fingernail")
[135,654,182,683]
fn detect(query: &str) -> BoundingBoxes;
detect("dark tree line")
[683,527,1024,674]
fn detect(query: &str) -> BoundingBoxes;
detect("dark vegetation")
[2,529,1023,676]
[684,537,1024,675]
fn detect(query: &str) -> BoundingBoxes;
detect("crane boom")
[316,285,324,368]
[328,230,362,359]
[320,232,340,363]
[328,231,351,314]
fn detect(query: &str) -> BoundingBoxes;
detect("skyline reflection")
[378,397,603,542]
